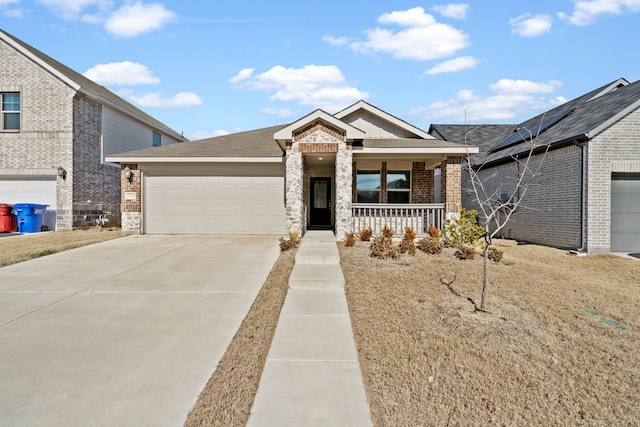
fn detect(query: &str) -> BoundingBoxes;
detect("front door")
[309,177,332,228]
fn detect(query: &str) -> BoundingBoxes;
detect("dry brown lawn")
[340,240,640,426]
[0,228,122,267]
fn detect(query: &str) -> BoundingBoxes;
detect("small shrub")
[399,238,416,255]
[358,227,373,241]
[279,237,294,252]
[439,208,484,247]
[370,236,400,259]
[454,245,477,260]
[344,232,356,247]
[416,237,443,254]
[381,225,394,239]
[427,225,439,238]
[487,246,503,263]
[403,227,417,240]
[288,228,300,246]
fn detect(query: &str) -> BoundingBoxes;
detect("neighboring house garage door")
[0,176,57,230]
[611,173,640,252]
[144,173,286,234]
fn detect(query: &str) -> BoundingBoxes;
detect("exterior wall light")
[124,166,133,183]
[57,166,67,180]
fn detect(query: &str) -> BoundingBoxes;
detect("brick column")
[335,142,353,240]
[120,163,141,234]
[442,156,462,220]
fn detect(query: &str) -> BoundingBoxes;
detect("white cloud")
[411,79,566,123]
[231,64,369,112]
[510,13,553,37]
[84,61,161,85]
[322,35,352,46]
[426,56,481,75]
[260,108,297,118]
[105,2,176,38]
[127,91,203,108]
[431,3,470,20]
[36,0,112,20]
[229,68,254,83]
[348,7,469,60]
[3,8,24,19]
[559,0,640,25]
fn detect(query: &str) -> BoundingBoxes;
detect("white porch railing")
[351,203,445,237]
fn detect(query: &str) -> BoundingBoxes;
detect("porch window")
[1,93,20,131]
[356,170,380,203]
[387,170,410,203]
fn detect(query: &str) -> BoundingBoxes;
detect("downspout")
[571,138,587,255]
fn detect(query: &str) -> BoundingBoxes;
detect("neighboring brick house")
[0,29,186,230]
[107,101,477,239]
[430,78,640,254]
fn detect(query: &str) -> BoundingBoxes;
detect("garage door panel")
[611,175,640,252]
[145,174,285,235]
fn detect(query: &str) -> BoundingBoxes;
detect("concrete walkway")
[247,231,373,427]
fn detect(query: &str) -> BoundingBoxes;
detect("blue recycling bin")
[13,203,49,233]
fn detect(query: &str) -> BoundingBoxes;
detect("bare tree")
[463,115,550,311]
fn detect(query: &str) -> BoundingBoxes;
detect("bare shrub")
[370,236,400,259]
[454,245,477,260]
[487,246,503,263]
[381,225,394,239]
[344,232,357,247]
[417,237,444,254]
[358,227,373,241]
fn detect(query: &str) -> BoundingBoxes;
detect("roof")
[431,78,640,167]
[0,29,187,142]
[362,138,474,149]
[429,124,516,155]
[107,125,286,161]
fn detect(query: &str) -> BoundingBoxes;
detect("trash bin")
[13,203,49,233]
[0,203,17,232]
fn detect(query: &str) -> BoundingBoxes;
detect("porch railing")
[351,203,445,237]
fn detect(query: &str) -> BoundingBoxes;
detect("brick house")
[107,101,477,239]
[0,29,186,230]
[430,78,640,254]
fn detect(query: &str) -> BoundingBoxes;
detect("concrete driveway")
[0,235,280,427]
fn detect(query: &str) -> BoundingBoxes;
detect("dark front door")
[309,177,332,229]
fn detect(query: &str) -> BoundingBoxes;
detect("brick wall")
[72,93,121,227]
[411,162,434,203]
[586,107,640,253]
[464,144,583,249]
[442,156,462,215]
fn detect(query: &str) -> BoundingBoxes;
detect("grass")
[340,239,640,426]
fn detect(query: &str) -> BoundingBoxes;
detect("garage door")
[611,173,640,252]
[144,174,285,234]
[0,176,57,230]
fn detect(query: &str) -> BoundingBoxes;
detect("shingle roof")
[0,29,186,142]
[110,125,286,158]
[362,138,473,149]
[429,124,516,155]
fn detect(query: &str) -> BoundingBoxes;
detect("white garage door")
[611,173,640,252]
[144,174,286,234]
[0,176,57,230]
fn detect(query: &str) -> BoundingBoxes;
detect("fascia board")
[105,156,284,164]
[354,147,479,155]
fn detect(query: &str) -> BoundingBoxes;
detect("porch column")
[335,142,353,240]
[120,163,141,234]
[285,149,305,234]
[442,156,462,221]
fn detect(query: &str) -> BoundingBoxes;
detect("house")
[106,101,477,239]
[0,30,187,230]
[430,78,640,254]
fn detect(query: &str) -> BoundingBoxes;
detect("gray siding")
[341,110,419,139]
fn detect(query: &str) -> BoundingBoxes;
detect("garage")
[0,176,57,230]
[611,173,640,252]
[144,172,285,235]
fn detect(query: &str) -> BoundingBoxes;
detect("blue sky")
[2,1,640,140]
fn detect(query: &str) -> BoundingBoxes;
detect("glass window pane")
[3,113,19,130]
[387,191,410,204]
[357,190,380,203]
[152,131,161,147]
[387,171,410,189]
[357,171,380,190]
[2,93,20,111]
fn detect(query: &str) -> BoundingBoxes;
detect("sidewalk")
[247,230,373,427]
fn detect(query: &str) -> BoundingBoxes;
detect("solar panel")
[491,108,575,153]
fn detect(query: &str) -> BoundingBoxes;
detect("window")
[387,170,410,203]
[1,93,20,130]
[152,131,161,147]
[356,170,380,203]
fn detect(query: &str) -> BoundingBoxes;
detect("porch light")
[318,157,323,161]
[57,166,67,180]
[124,166,133,183]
